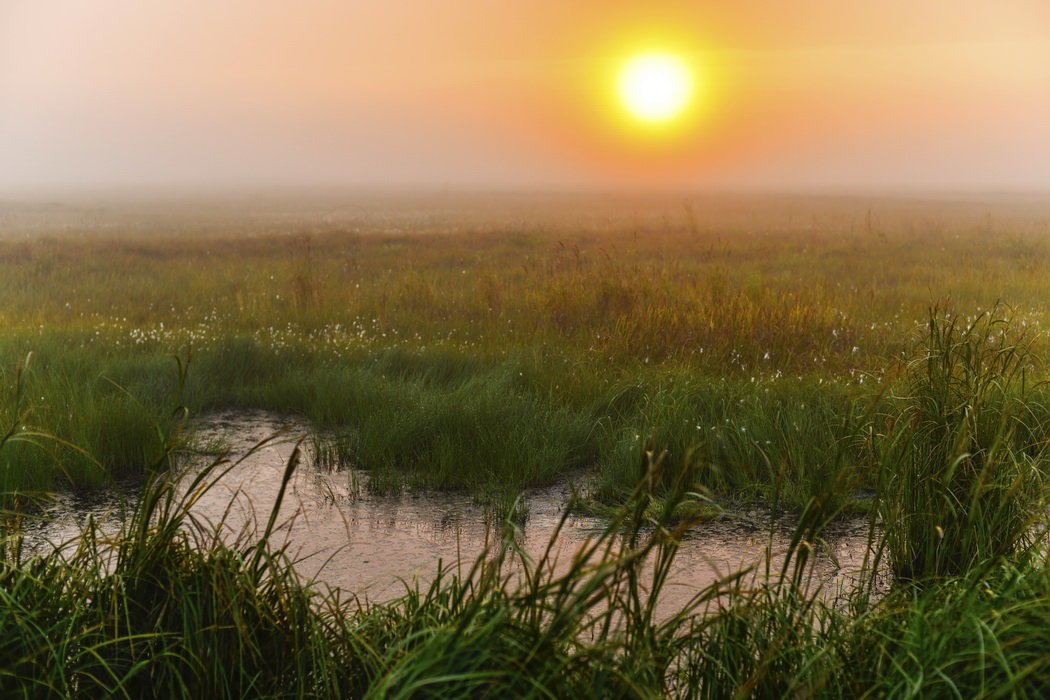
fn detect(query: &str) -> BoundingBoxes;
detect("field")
[1,193,1048,696]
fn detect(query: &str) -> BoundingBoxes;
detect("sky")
[2,0,1049,193]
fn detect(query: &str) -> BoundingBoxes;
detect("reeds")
[4,198,1050,499]
[2,417,1046,697]
[874,307,1048,582]
[0,197,1048,694]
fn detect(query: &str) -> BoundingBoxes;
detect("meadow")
[1,193,1048,696]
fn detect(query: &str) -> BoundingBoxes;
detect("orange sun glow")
[616,52,695,124]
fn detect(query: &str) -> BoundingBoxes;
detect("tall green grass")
[874,308,1048,582]
[0,349,184,496]
[2,311,1047,521]
[4,197,1050,500]
[593,373,863,511]
[1,416,1046,697]
[2,195,1048,695]
[1,332,869,506]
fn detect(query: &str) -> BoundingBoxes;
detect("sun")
[617,53,695,124]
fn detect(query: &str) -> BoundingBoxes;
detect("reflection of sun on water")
[617,52,695,124]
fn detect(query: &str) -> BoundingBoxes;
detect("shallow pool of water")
[26,411,879,612]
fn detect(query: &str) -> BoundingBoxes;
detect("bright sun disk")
[617,53,694,124]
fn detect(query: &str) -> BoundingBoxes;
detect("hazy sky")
[2,1,1049,193]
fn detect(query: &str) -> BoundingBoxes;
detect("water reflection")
[26,411,879,612]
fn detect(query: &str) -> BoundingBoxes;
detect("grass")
[0,415,1046,697]
[2,195,1050,500]
[873,307,1048,582]
[0,194,1048,694]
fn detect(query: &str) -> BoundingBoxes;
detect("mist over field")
[2,1,1049,194]
[1,3,1048,698]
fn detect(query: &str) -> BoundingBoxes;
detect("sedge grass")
[1,409,1046,697]
[872,307,1048,583]
[0,195,1048,695]
[3,195,1050,500]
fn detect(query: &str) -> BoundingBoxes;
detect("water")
[26,411,878,612]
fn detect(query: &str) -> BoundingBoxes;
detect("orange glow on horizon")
[2,2,1048,191]
[535,29,721,183]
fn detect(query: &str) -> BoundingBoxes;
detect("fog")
[2,1,1049,195]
